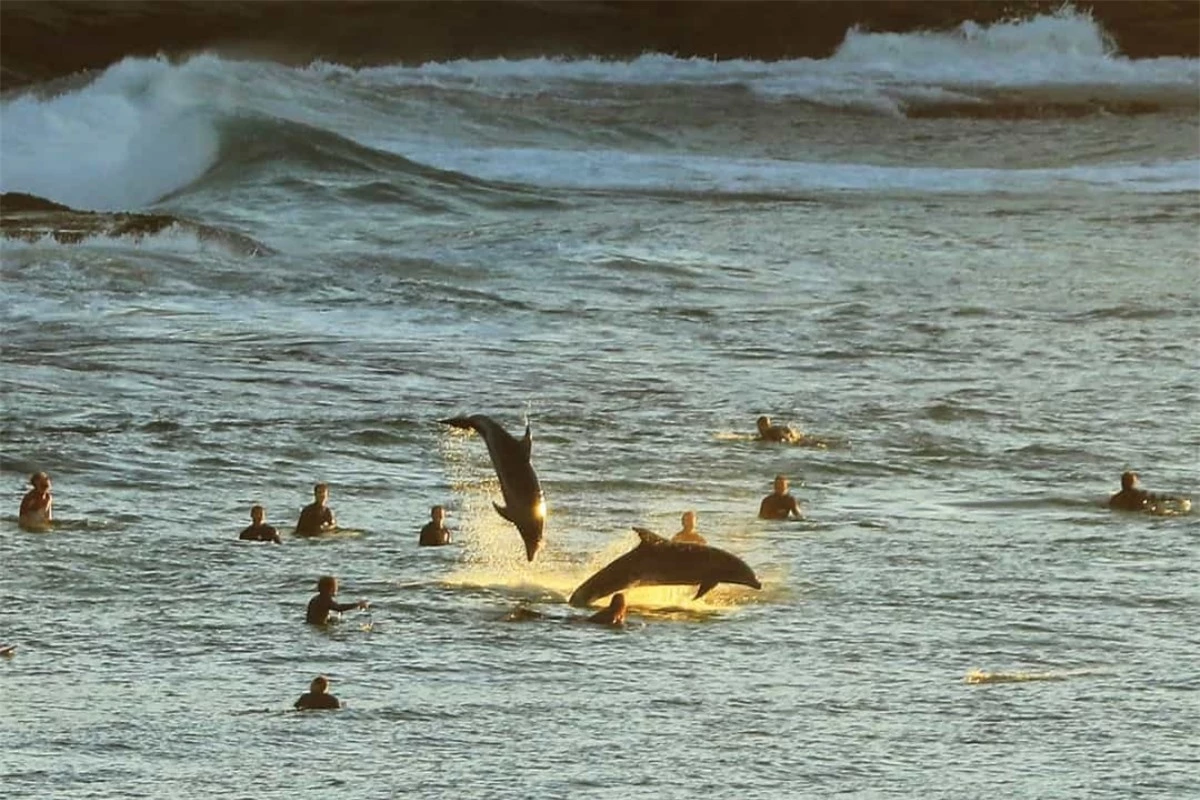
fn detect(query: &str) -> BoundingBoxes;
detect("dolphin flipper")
[493,502,515,523]
[694,581,718,600]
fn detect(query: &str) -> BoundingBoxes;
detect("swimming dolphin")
[440,414,546,561]
[568,528,761,607]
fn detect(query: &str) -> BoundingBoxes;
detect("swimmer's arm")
[331,600,368,613]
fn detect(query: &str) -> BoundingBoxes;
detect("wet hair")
[1121,471,1138,490]
[29,471,49,487]
[611,593,627,611]
[317,575,337,594]
[313,482,329,495]
[250,504,265,518]
[310,675,329,694]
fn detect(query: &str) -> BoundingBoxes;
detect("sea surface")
[1,8,1198,799]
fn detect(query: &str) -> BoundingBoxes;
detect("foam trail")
[965,667,1102,684]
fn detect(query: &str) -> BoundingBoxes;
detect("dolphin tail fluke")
[694,581,718,600]
[569,556,638,608]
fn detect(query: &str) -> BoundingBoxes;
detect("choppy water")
[2,9,1198,798]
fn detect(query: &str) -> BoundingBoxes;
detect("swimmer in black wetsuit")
[418,505,452,547]
[1108,471,1190,513]
[587,593,628,626]
[306,575,369,625]
[1109,471,1149,511]
[759,474,803,520]
[294,675,341,710]
[295,482,336,537]
[238,504,281,543]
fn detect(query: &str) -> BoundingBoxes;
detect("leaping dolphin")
[440,414,546,561]
[569,528,761,607]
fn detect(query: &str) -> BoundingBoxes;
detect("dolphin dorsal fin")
[633,527,669,547]
[520,424,532,460]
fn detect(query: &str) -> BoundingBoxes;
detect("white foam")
[398,145,1200,196]
[2,5,1195,211]
[0,57,225,211]
[308,6,1198,108]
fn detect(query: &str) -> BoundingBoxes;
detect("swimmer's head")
[610,593,628,624]
[313,483,329,502]
[681,510,696,532]
[310,675,329,694]
[317,575,338,595]
[1121,471,1139,490]
[774,474,789,494]
[30,471,50,489]
[250,505,265,523]
[756,416,771,433]
[431,505,445,523]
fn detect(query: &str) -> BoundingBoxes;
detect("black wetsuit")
[294,692,341,710]
[295,502,334,536]
[759,493,801,520]
[306,593,359,625]
[1109,488,1183,512]
[418,522,452,547]
[588,602,626,626]
[239,523,281,543]
[1108,488,1149,511]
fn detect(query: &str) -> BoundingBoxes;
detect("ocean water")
[2,9,1198,798]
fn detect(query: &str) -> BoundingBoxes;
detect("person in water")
[418,505,452,547]
[294,675,341,710]
[756,415,801,444]
[587,593,628,626]
[672,511,707,545]
[759,474,803,520]
[295,482,336,537]
[18,471,53,530]
[1108,471,1189,513]
[305,575,369,625]
[238,504,281,543]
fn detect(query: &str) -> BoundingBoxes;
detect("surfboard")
[0,644,17,657]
